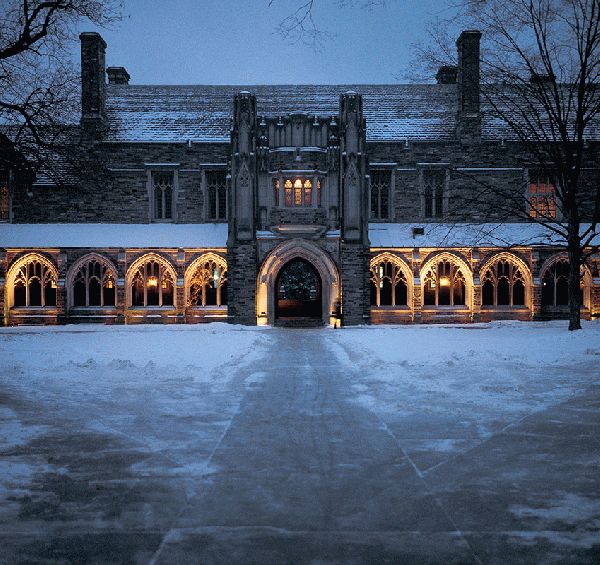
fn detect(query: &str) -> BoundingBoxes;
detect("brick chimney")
[107,66,131,85]
[456,30,481,142]
[80,32,107,140]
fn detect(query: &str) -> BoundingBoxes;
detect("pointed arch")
[184,252,228,307]
[66,253,118,308]
[420,251,473,309]
[257,239,340,325]
[370,252,413,307]
[125,253,177,308]
[5,253,58,310]
[539,253,593,309]
[478,252,533,309]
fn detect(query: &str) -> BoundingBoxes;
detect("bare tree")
[0,0,120,182]
[415,0,600,330]
[268,0,384,46]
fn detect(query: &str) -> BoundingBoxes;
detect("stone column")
[339,92,371,325]
[227,92,258,325]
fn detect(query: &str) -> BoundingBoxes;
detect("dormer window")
[274,176,322,208]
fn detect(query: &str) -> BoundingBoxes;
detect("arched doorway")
[275,258,322,320]
[256,238,340,326]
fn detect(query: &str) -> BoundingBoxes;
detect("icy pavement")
[0,321,599,564]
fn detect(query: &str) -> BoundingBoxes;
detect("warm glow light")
[439,276,450,287]
[294,178,303,188]
[51,280,57,289]
[147,276,158,288]
[107,280,113,289]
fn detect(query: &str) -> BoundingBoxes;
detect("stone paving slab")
[0,328,599,563]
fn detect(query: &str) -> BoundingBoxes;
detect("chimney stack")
[80,32,107,139]
[456,30,481,142]
[107,66,131,85]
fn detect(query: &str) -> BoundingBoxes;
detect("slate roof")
[105,84,461,143]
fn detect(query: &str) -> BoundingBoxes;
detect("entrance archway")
[275,258,322,320]
[256,239,340,326]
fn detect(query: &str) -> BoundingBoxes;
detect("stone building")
[0,30,598,326]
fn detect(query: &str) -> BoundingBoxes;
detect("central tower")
[227,90,371,326]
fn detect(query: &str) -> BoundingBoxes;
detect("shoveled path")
[1,328,599,564]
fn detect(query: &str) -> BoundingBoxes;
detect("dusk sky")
[81,0,451,85]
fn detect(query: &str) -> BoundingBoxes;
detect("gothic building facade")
[0,31,598,326]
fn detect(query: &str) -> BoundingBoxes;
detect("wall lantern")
[439,276,451,287]
[147,276,158,288]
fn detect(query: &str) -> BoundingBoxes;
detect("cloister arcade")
[1,248,598,325]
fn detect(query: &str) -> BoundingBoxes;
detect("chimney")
[107,66,131,85]
[436,65,458,84]
[80,32,107,139]
[456,30,481,142]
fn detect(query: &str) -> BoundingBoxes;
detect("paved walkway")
[1,329,599,564]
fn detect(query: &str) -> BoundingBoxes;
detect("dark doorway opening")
[275,258,322,321]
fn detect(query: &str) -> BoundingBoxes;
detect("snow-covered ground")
[328,320,600,431]
[0,321,599,563]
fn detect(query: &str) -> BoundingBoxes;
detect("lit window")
[370,170,390,220]
[529,172,556,219]
[206,170,227,221]
[284,179,293,206]
[188,256,228,307]
[423,261,466,306]
[277,177,322,208]
[370,257,408,306]
[130,259,175,307]
[12,257,57,308]
[152,171,174,220]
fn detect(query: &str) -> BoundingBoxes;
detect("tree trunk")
[567,218,582,331]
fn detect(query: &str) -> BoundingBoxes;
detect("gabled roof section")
[105,84,460,143]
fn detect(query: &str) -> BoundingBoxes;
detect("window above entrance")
[273,176,322,208]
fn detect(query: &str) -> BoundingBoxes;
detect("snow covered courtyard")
[0,321,599,564]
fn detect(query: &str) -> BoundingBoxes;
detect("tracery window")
[370,170,390,220]
[528,172,556,219]
[481,258,526,306]
[130,259,175,307]
[274,176,321,207]
[370,257,408,306]
[423,260,466,306]
[152,171,174,220]
[206,170,227,220]
[423,169,445,218]
[0,170,9,222]
[542,258,570,306]
[12,257,57,307]
[188,256,228,307]
[72,258,116,307]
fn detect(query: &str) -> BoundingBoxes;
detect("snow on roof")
[2,222,596,250]
[368,222,599,248]
[0,223,228,249]
[105,84,459,143]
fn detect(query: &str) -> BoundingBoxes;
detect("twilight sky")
[80,0,452,85]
